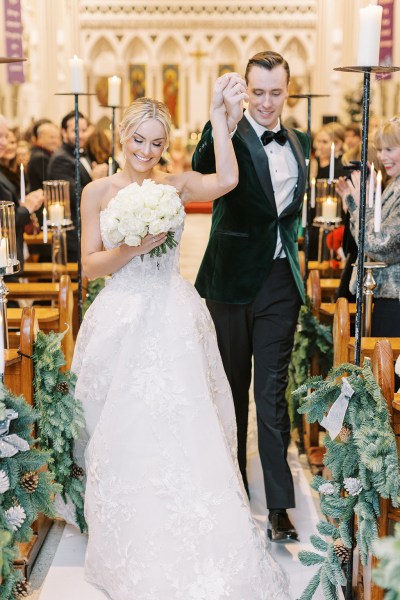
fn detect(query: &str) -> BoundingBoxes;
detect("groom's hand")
[222,74,248,133]
[210,72,247,132]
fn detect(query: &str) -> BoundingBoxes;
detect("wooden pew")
[4,307,52,580]
[6,276,78,346]
[24,262,78,281]
[307,269,356,325]
[333,298,400,364]
[367,339,400,600]
[6,275,74,370]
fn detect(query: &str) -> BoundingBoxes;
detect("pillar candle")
[49,203,64,226]
[302,193,307,228]
[20,163,25,203]
[374,170,382,233]
[357,4,383,66]
[108,157,113,177]
[368,162,375,208]
[322,197,337,222]
[43,207,48,243]
[0,238,8,268]
[0,312,4,377]
[69,55,84,94]
[107,76,121,106]
[329,143,335,182]
[310,177,316,208]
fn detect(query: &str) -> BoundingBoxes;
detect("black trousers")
[207,258,301,509]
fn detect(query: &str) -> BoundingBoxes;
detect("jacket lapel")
[237,117,277,214]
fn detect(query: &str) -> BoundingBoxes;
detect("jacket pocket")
[215,229,249,238]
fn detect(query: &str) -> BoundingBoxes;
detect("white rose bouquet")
[100,179,185,257]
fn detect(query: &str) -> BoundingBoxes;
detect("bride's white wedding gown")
[71,184,291,599]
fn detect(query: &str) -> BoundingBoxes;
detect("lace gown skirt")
[72,243,291,599]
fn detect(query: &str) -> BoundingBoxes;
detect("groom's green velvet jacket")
[192,116,310,304]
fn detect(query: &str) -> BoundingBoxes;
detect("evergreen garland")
[286,298,333,429]
[82,277,106,317]
[373,523,400,600]
[33,330,87,532]
[0,389,61,600]
[293,361,400,600]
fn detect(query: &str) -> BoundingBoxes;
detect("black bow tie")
[261,129,288,146]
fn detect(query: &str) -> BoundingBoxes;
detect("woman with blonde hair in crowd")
[337,116,400,337]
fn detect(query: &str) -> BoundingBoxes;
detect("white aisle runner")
[40,444,325,600]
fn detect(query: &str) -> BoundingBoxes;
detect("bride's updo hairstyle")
[120,97,171,148]
[374,115,400,151]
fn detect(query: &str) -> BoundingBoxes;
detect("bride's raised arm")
[173,73,247,204]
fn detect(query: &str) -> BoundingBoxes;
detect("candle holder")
[362,261,387,337]
[54,93,95,325]
[0,202,20,349]
[43,181,74,281]
[334,63,400,600]
[312,179,342,264]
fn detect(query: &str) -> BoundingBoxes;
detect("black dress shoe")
[267,509,299,543]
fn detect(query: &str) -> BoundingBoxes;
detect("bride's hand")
[138,232,168,255]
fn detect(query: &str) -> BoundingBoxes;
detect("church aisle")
[39,444,329,599]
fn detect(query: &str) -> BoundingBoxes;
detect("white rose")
[144,195,160,209]
[100,212,119,232]
[124,234,142,246]
[139,207,157,224]
[108,228,125,245]
[148,218,167,235]
[119,216,147,238]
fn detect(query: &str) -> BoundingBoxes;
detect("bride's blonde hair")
[119,98,171,147]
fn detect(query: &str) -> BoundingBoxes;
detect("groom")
[193,51,310,542]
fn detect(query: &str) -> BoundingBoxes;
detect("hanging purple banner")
[4,0,25,84]
[378,0,394,78]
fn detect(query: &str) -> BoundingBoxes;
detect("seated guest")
[308,122,347,260]
[85,129,113,167]
[47,110,107,261]
[338,116,400,339]
[0,115,43,271]
[28,121,61,192]
[344,123,361,152]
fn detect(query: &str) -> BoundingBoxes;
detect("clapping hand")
[24,189,44,214]
[210,73,248,133]
[337,170,361,207]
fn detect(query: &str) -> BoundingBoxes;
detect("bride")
[72,72,291,599]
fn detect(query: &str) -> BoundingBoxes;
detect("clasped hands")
[211,72,249,133]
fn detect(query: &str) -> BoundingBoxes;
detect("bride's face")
[124,119,167,172]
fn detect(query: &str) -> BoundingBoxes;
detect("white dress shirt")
[244,109,298,259]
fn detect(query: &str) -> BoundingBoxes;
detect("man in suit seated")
[48,111,107,262]
[193,51,310,542]
[0,115,43,273]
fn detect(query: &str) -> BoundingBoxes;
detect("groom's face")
[247,65,289,130]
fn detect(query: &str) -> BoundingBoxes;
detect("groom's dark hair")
[245,51,290,84]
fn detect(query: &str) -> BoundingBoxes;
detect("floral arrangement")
[293,360,399,600]
[0,387,60,599]
[33,330,86,532]
[100,179,185,257]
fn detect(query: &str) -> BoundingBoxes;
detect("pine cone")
[14,579,31,598]
[333,538,351,564]
[55,381,69,395]
[70,464,85,479]
[338,426,352,443]
[5,505,26,531]
[344,477,363,496]
[20,471,39,493]
[0,469,10,493]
